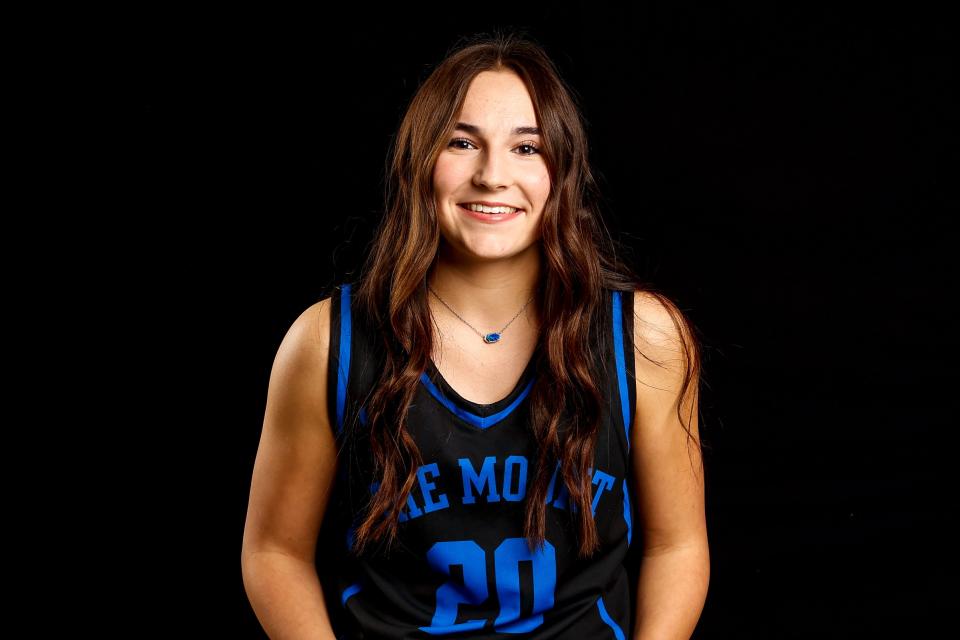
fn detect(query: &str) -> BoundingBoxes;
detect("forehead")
[457,70,538,134]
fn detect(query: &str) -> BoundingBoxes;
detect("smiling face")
[432,70,550,262]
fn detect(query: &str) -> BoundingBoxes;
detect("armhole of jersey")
[614,288,639,555]
[327,282,352,440]
[612,288,637,455]
[318,282,356,636]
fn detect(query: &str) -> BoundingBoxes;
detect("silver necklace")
[427,282,535,344]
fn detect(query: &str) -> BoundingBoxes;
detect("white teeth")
[463,203,520,214]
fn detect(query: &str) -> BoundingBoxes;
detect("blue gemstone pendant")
[483,332,501,343]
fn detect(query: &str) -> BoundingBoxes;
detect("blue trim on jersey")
[612,290,631,453]
[341,581,362,607]
[420,372,537,430]
[336,283,352,436]
[596,595,626,640]
[622,478,633,547]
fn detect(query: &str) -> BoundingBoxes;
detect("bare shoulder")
[264,295,336,446]
[279,297,332,367]
[632,289,698,387]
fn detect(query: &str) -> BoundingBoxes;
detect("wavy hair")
[338,29,703,559]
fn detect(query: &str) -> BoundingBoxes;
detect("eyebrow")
[454,122,541,137]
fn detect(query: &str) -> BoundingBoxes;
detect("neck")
[426,243,543,332]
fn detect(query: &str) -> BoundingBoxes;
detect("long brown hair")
[342,29,703,559]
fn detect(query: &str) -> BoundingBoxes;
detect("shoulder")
[269,297,334,403]
[284,297,333,358]
[630,288,699,390]
[632,290,690,345]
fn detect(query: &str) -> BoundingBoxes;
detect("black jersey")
[316,282,641,640]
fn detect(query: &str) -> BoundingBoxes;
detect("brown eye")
[517,142,541,156]
[448,137,475,150]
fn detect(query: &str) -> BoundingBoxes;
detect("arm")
[241,297,340,640]
[629,291,710,640]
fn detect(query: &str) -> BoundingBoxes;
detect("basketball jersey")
[316,282,641,639]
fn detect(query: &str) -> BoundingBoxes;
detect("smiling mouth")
[457,203,525,214]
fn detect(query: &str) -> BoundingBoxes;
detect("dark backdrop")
[130,4,952,637]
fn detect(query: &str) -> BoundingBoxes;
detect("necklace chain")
[427,281,535,344]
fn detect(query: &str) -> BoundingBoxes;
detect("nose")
[472,150,512,191]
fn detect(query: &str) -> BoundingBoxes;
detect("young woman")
[242,32,709,639]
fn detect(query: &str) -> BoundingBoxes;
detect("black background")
[129,4,953,637]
